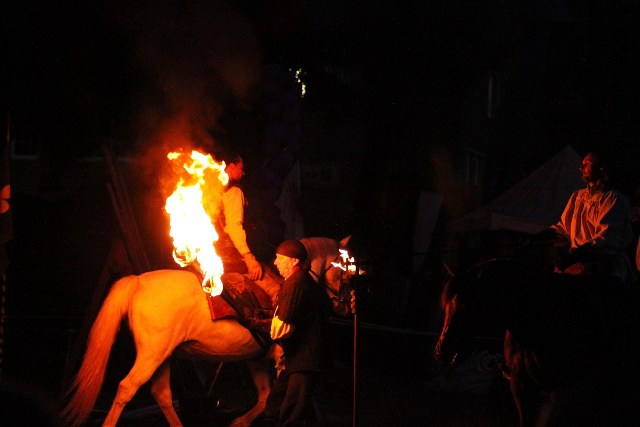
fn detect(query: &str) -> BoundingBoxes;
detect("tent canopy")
[448,146,585,235]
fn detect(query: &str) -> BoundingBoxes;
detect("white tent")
[448,145,584,235]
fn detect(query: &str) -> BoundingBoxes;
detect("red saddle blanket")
[207,273,276,321]
[207,295,237,320]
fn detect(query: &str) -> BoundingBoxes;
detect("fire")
[165,150,228,295]
[332,249,357,276]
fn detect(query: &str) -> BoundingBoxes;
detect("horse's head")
[301,236,353,317]
[434,262,497,365]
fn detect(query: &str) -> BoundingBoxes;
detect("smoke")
[113,0,262,185]
[103,0,263,267]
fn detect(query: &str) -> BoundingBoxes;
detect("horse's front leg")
[150,359,184,427]
[228,359,273,427]
[505,331,545,427]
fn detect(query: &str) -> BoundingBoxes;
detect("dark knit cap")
[276,239,308,261]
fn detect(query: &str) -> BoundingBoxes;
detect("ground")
[77,320,520,427]
[3,287,640,427]
[73,318,640,427]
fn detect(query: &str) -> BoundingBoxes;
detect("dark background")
[2,1,640,425]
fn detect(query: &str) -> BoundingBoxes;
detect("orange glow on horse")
[62,236,351,427]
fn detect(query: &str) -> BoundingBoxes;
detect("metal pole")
[1,111,11,379]
[352,289,357,427]
[205,362,225,398]
[0,274,5,379]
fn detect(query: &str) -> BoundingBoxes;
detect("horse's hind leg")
[228,360,272,427]
[151,359,183,427]
[101,356,169,427]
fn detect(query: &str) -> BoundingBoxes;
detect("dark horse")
[434,259,640,427]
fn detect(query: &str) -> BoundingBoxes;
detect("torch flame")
[332,249,357,276]
[165,150,228,295]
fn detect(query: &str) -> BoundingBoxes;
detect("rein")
[309,269,321,282]
[310,265,341,300]
[314,252,349,303]
[305,246,351,316]
[326,252,346,298]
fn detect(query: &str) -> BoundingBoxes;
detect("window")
[463,147,485,186]
[11,138,39,160]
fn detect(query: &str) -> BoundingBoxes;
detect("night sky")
[4,0,385,146]
[5,1,640,165]
[4,1,640,293]
[5,2,130,139]
[5,2,640,271]
[5,1,264,147]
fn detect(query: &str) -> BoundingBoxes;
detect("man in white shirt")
[550,151,635,284]
[214,152,262,280]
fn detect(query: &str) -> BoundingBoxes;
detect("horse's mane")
[441,259,499,308]
[300,237,340,272]
[441,258,535,309]
[300,237,339,260]
[300,237,341,285]
[442,258,598,318]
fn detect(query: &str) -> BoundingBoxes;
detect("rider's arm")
[222,186,251,255]
[590,191,633,254]
[551,190,579,245]
[224,187,262,280]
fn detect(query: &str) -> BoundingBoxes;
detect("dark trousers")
[264,370,319,427]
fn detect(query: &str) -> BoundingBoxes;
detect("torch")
[333,250,359,427]
[165,150,229,296]
[346,255,371,427]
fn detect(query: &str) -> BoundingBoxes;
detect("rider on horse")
[211,149,279,349]
[530,150,638,346]
[533,151,636,285]
[213,150,263,280]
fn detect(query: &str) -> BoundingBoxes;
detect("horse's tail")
[61,274,139,427]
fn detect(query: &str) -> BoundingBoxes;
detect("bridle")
[329,252,353,305]
[310,251,350,304]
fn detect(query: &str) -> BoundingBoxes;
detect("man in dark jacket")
[265,239,332,427]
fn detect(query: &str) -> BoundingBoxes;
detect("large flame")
[165,150,228,295]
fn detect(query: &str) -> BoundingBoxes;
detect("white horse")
[62,236,351,427]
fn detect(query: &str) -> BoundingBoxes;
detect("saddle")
[205,268,282,352]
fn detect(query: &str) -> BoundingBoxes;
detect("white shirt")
[222,186,251,255]
[552,187,632,254]
[270,313,295,340]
